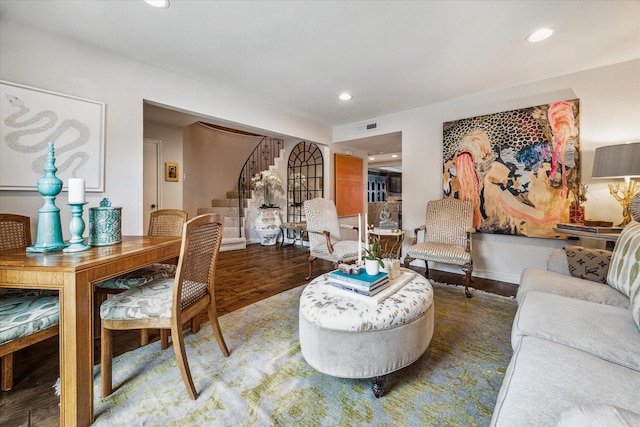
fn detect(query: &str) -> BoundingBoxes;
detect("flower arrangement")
[289,172,307,206]
[251,170,284,209]
[289,172,307,189]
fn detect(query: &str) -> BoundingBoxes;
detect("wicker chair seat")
[0,294,59,345]
[95,263,177,290]
[406,241,472,266]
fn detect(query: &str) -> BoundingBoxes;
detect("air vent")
[355,121,379,133]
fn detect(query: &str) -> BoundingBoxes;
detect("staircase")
[197,191,248,252]
[198,144,286,252]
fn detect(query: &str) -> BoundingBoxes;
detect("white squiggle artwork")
[0,81,105,191]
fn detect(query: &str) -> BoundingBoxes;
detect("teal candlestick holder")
[63,202,90,252]
[27,142,69,253]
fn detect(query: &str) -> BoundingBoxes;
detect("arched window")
[287,142,324,224]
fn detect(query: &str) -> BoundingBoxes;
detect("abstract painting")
[0,81,105,191]
[335,153,363,217]
[443,99,580,238]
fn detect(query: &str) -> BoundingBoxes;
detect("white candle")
[357,213,362,264]
[68,178,85,203]
[364,213,369,247]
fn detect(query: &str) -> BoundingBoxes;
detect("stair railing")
[237,137,284,237]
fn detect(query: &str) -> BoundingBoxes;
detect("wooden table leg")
[59,271,94,426]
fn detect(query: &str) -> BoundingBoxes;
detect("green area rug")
[89,282,517,426]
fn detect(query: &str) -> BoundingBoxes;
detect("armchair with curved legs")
[403,198,475,298]
[303,198,360,280]
[100,213,230,400]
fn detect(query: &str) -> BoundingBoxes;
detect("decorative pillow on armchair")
[563,245,611,284]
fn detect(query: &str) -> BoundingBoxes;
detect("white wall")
[143,121,184,210]
[334,59,640,283]
[0,19,331,236]
[2,19,638,284]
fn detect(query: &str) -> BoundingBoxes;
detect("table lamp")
[591,142,640,226]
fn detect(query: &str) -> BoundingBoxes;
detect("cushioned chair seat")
[309,240,360,263]
[0,294,59,345]
[100,277,207,321]
[95,263,177,290]
[406,241,472,265]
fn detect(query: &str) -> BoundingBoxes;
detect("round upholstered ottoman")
[299,271,434,397]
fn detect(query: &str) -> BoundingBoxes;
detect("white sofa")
[491,221,640,427]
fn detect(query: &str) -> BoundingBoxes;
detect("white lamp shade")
[592,142,640,178]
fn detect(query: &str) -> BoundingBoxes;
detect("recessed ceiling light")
[144,0,170,8]
[526,28,553,43]
[391,154,398,158]
[369,157,375,161]
[339,93,352,101]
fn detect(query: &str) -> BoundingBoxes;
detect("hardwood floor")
[0,243,517,426]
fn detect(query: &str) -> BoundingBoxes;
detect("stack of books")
[556,223,623,234]
[326,269,390,297]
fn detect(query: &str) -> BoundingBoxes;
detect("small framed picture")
[165,162,179,182]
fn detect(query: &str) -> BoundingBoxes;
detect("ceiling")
[1,0,638,163]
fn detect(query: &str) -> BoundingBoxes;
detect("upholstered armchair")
[303,198,360,280]
[404,198,475,298]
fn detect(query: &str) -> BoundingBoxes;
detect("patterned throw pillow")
[606,221,640,329]
[563,245,612,284]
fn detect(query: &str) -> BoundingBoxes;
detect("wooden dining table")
[0,235,182,426]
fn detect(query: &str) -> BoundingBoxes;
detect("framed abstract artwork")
[0,81,105,191]
[443,99,580,239]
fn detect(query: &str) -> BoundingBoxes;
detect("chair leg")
[462,262,473,298]
[101,326,113,397]
[207,304,230,357]
[160,329,170,349]
[94,291,109,339]
[171,321,198,400]
[305,255,317,280]
[190,312,203,334]
[403,255,415,270]
[1,354,13,391]
[140,329,150,346]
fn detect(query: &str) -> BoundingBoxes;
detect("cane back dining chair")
[403,198,475,298]
[0,214,59,391]
[100,213,230,400]
[303,198,360,280]
[94,209,188,345]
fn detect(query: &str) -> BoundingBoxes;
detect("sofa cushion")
[556,404,640,427]
[490,336,640,427]
[547,248,572,276]
[607,221,640,329]
[513,291,640,371]
[607,221,640,297]
[518,267,629,309]
[563,245,611,284]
